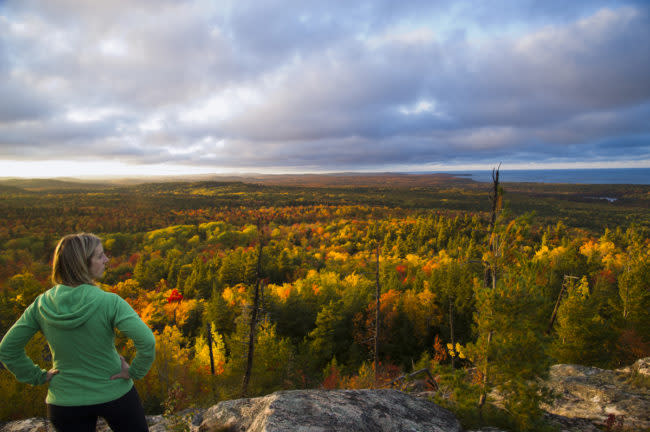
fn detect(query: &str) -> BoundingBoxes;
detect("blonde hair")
[52,233,103,286]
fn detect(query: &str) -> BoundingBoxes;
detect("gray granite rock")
[0,415,165,432]
[0,419,49,432]
[466,428,506,432]
[542,357,650,430]
[1,390,461,432]
[198,389,462,432]
[3,359,648,431]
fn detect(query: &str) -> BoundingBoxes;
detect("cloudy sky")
[1,0,649,177]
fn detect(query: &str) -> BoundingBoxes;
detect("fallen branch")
[389,368,438,391]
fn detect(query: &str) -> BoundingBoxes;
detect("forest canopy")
[0,175,648,430]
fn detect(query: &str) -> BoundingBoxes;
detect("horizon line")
[1,166,649,182]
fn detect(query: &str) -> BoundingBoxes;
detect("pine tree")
[469,167,551,430]
[469,268,550,430]
[551,276,618,367]
[242,219,265,397]
[617,239,650,359]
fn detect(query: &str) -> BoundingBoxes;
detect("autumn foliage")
[0,180,648,430]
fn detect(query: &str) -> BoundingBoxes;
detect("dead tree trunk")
[241,219,264,397]
[479,164,501,417]
[449,299,455,369]
[478,330,492,414]
[374,243,380,388]
[206,322,217,400]
[207,323,215,375]
[546,275,578,335]
[484,164,501,289]
[488,165,501,232]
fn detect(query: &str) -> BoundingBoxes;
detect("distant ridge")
[0,183,27,194]
[0,173,476,189]
[209,172,476,187]
[0,178,114,191]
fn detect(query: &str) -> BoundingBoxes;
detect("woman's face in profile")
[89,244,109,280]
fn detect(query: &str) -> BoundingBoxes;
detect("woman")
[0,233,156,431]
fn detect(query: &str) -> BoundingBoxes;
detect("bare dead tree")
[205,322,218,400]
[478,164,501,415]
[207,323,215,375]
[449,299,455,369]
[241,218,265,397]
[389,368,438,391]
[488,164,501,233]
[546,275,579,335]
[374,242,381,388]
[484,163,501,289]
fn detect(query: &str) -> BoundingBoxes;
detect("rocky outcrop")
[0,389,461,432]
[0,419,49,432]
[3,358,648,431]
[542,357,649,430]
[197,389,462,432]
[0,416,167,432]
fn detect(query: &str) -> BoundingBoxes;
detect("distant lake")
[431,168,650,185]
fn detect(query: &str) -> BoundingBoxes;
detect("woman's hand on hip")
[46,368,59,382]
[110,355,131,380]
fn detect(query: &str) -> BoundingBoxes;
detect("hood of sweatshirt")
[38,284,104,329]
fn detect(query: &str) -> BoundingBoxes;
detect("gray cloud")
[0,0,648,171]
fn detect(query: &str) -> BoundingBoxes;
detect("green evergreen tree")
[204,288,237,345]
[550,276,617,367]
[468,269,550,431]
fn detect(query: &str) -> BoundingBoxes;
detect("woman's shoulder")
[66,284,125,309]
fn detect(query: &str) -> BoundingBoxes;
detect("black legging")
[46,385,149,432]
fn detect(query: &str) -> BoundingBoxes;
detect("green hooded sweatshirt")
[0,284,155,406]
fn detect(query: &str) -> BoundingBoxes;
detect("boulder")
[542,412,602,432]
[542,357,650,430]
[0,419,48,432]
[0,416,167,432]
[198,389,462,432]
[3,358,648,431]
[466,429,506,432]
[0,389,461,432]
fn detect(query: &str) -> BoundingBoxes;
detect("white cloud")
[65,107,123,123]
[180,86,263,124]
[365,27,437,48]
[99,38,129,57]
[0,0,648,172]
[399,100,442,116]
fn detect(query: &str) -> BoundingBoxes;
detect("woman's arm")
[0,302,51,385]
[111,295,156,379]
